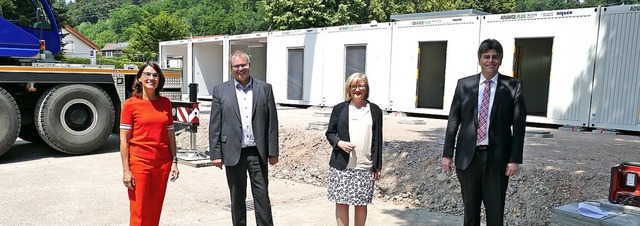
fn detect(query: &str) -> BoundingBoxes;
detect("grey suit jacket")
[209,78,279,166]
[443,73,526,170]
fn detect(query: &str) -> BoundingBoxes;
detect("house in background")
[102,42,129,58]
[61,25,100,58]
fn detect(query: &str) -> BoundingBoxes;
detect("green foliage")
[265,0,458,30]
[76,20,117,48]
[128,11,189,62]
[62,0,640,59]
[67,0,131,25]
[64,57,91,64]
[63,56,143,69]
[452,0,516,14]
[108,4,145,41]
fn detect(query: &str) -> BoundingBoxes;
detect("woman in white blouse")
[325,72,384,226]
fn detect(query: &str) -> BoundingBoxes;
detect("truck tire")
[35,85,115,154]
[0,87,21,157]
[19,124,44,143]
[18,109,44,143]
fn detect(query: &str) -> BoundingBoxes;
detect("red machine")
[609,162,640,207]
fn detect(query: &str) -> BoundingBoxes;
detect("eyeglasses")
[142,72,159,79]
[231,64,249,70]
[350,85,366,91]
[481,54,501,61]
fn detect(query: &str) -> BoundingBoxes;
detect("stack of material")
[550,199,640,226]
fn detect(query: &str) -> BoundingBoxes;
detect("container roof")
[391,9,490,21]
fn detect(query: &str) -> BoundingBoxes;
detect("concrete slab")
[558,125,588,132]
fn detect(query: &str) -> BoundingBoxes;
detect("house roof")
[102,42,129,51]
[63,25,100,50]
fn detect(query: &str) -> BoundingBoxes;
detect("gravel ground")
[178,103,640,225]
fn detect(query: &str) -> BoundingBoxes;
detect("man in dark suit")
[209,50,279,226]
[442,39,526,226]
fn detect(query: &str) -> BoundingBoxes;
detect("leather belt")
[476,145,489,150]
[241,146,257,151]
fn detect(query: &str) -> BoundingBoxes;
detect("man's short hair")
[477,39,503,59]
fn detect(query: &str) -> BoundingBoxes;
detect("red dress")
[120,96,174,226]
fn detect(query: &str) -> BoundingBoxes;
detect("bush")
[63,56,143,69]
[64,57,90,64]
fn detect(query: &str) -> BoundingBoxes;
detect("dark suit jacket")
[443,73,526,170]
[209,78,279,166]
[325,100,383,172]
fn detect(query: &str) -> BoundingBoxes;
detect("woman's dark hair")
[477,39,503,60]
[132,61,165,98]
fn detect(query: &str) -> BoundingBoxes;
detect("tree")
[453,0,516,14]
[109,4,145,41]
[67,0,130,25]
[76,20,116,48]
[516,0,581,12]
[127,11,189,61]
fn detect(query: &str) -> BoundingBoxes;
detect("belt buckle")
[477,145,488,150]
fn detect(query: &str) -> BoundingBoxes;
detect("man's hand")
[505,163,519,176]
[212,159,223,169]
[441,157,454,172]
[268,156,278,165]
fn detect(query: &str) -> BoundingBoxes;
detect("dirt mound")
[179,107,640,225]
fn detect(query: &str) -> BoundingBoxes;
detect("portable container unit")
[227,32,268,83]
[321,23,393,108]
[191,36,225,99]
[388,15,482,115]
[159,39,190,98]
[480,8,599,126]
[479,8,601,127]
[266,28,325,105]
[590,4,640,131]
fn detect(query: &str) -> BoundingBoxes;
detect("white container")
[590,5,640,131]
[191,36,225,99]
[267,28,325,105]
[388,15,482,115]
[321,23,393,108]
[479,7,601,127]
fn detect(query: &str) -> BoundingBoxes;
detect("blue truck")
[0,0,182,157]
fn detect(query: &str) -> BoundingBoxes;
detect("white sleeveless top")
[346,103,373,170]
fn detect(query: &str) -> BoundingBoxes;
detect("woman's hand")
[170,163,180,182]
[337,141,356,153]
[123,171,135,190]
[372,170,381,181]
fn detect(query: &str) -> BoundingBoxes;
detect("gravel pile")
[177,106,640,225]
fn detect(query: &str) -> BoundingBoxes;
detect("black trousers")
[456,146,509,226]
[225,147,273,226]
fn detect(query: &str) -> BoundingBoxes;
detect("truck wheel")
[0,88,21,157]
[35,85,115,154]
[19,124,44,143]
[18,109,44,143]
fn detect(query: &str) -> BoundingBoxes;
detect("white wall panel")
[480,8,600,126]
[267,28,325,105]
[192,37,224,99]
[590,5,640,131]
[389,16,481,115]
[322,23,392,109]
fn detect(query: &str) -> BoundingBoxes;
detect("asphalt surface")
[0,137,462,225]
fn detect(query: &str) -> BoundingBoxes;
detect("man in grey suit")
[209,50,279,226]
[442,39,526,226]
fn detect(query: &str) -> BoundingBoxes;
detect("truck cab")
[0,0,61,58]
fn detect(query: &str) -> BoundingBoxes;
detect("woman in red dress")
[119,62,179,226]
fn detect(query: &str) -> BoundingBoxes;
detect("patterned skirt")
[327,167,374,206]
